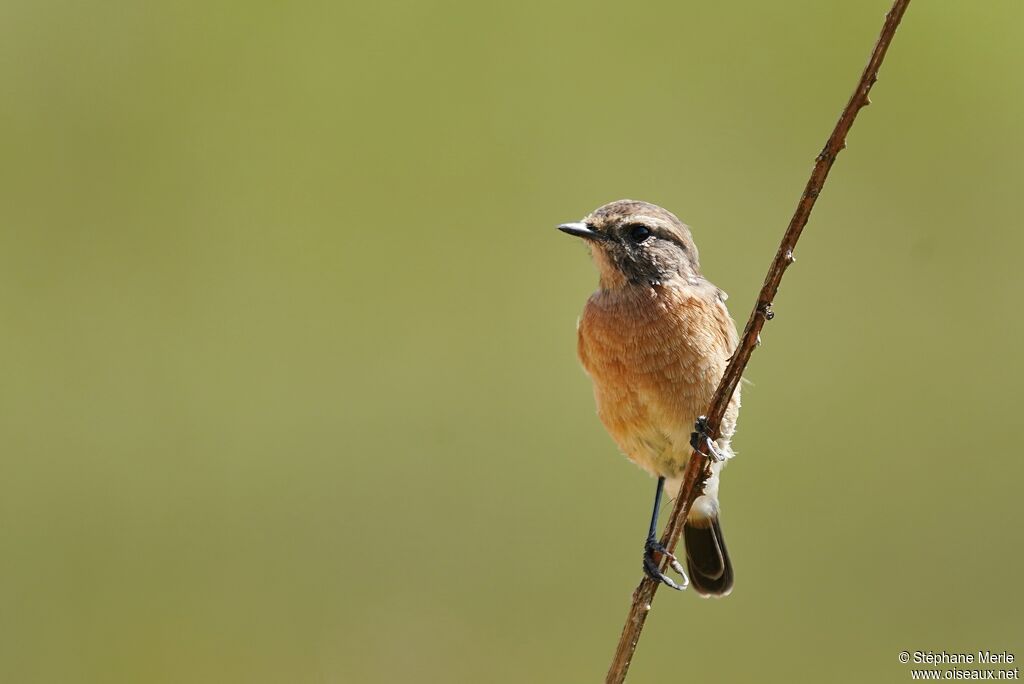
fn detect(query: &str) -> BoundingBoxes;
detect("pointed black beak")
[558,222,606,241]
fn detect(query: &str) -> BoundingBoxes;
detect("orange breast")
[577,283,737,478]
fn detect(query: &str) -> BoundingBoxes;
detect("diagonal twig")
[605,1,913,681]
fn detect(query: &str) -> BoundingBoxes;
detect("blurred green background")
[2,1,1022,682]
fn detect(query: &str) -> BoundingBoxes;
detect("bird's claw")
[690,415,726,463]
[643,537,689,591]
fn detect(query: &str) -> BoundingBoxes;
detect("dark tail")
[684,515,734,597]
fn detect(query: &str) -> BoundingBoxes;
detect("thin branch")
[604,1,912,681]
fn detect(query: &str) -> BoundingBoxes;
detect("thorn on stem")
[702,460,715,479]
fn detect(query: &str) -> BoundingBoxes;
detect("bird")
[559,199,741,596]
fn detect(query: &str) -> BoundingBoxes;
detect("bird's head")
[559,199,701,289]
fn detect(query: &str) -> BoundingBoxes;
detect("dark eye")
[627,224,651,243]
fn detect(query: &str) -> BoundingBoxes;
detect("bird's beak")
[558,222,606,241]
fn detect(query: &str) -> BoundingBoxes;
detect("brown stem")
[604,1,912,681]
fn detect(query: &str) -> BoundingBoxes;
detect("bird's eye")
[627,224,651,243]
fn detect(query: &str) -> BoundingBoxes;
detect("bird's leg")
[690,415,726,462]
[642,476,689,591]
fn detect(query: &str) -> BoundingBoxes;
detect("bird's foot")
[690,415,727,463]
[643,536,689,591]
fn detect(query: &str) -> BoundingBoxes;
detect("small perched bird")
[560,199,741,596]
